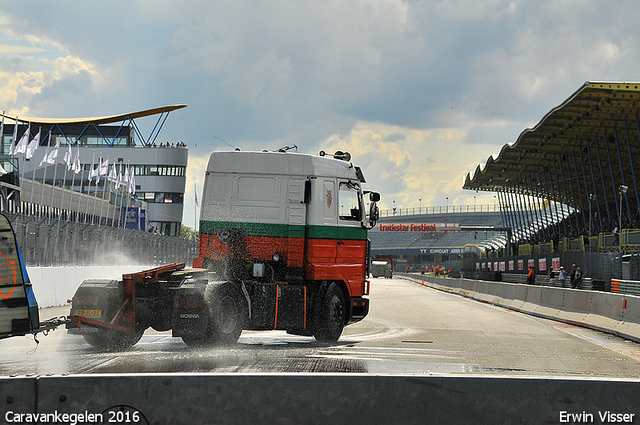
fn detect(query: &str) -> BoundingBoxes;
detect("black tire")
[314,283,346,343]
[209,290,244,345]
[83,328,143,350]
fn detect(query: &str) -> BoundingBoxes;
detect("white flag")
[116,165,122,189]
[25,127,40,159]
[72,146,81,174]
[63,143,73,170]
[0,163,7,176]
[108,163,117,181]
[88,153,98,182]
[99,157,109,176]
[46,139,59,164]
[8,118,18,155]
[13,124,30,155]
[129,167,135,194]
[194,183,199,208]
[38,144,50,167]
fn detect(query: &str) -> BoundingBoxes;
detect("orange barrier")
[611,279,620,293]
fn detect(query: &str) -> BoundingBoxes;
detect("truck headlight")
[272,252,281,262]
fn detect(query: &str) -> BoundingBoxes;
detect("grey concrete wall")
[1,374,639,424]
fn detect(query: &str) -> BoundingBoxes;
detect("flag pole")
[110,162,120,228]
[98,155,109,226]
[107,161,115,227]
[15,119,24,214]
[124,161,131,229]
[21,123,36,212]
[38,128,49,210]
[59,142,72,222]
[47,131,60,217]
[90,153,101,225]
[83,149,95,223]
[75,145,87,223]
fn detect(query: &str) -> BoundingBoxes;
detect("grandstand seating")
[369,204,572,254]
[370,211,506,251]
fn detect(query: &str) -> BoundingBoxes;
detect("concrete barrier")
[0,377,36,414]
[556,290,591,325]
[401,273,640,343]
[0,374,638,424]
[497,282,517,310]
[511,284,529,311]
[584,292,625,335]
[520,285,543,316]
[534,286,565,320]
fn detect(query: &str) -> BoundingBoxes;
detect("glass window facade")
[135,192,184,204]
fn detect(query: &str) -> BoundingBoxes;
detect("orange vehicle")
[68,149,380,348]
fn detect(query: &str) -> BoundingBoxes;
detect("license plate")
[75,309,102,317]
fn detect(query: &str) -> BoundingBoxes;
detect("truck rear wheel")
[209,290,244,344]
[314,283,345,343]
[83,328,144,350]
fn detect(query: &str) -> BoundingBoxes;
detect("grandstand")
[374,82,640,288]
[369,211,506,262]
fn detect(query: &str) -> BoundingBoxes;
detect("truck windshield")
[338,181,361,221]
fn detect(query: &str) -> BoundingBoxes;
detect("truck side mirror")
[369,192,380,202]
[369,202,379,226]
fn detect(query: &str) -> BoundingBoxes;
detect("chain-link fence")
[5,212,198,267]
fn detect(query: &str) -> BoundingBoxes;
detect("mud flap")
[172,279,210,340]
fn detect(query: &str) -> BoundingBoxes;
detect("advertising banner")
[539,258,547,271]
[124,207,140,230]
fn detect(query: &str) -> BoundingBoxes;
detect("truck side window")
[338,181,362,221]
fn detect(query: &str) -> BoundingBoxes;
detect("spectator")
[569,264,577,288]
[558,266,567,287]
[572,267,583,289]
[526,266,535,284]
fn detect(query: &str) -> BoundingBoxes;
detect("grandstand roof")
[2,105,187,125]
[463,81,640,230]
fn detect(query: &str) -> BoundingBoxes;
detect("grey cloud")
[3,0,640,160]
[384,132,407,143]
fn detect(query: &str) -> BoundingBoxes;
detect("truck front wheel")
[314,283,345,343]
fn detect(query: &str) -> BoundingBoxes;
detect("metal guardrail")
[5,212,197,267]
[611,279,640,296]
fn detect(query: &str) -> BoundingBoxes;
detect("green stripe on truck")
[200,220,367,240]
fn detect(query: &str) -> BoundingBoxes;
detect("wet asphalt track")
[3,276,640,378]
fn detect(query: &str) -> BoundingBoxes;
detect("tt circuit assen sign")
[419,248,464,254]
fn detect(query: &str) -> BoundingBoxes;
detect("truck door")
[286,178,307,268]
[336,181,367,285]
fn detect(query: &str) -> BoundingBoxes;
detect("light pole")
[474,195,477,212]
[393,200,397,216]
[619,185,628,251]
[588,193,593,237]
[419,198,422,214]
[446,197,448,213]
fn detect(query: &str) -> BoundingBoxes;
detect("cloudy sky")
[1,0,639,228]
